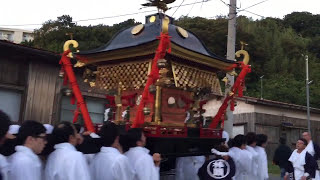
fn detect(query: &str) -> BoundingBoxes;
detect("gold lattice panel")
[97,61,151,90]
[172,63,222,95]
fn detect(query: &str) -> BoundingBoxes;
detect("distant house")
[0,28,33,43]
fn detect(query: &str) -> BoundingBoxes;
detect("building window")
[23,35,28,42]
[60,96,105,124]
[0,88,22,122]
[23,33,32,42]
[7,34,13,42]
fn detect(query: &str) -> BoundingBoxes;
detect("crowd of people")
[0,110,161,180]
[0,109,320,180]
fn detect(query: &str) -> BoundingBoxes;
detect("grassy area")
[268,160,280,175]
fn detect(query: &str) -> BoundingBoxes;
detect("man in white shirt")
[255,134,269,180]
[285,138,318,180]
[125,128,161,180]
[45,121,91,180]
[228,134,252,180]
[8,120,47,180]
[302,132,320,179]
[90,122,134,180]
[245,132,259,180]
[0,111,11,180]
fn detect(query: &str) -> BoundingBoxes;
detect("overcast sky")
[1,0,319,30]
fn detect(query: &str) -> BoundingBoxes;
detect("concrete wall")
[0,28,33,43]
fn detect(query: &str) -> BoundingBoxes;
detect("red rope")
[132,33,171,128]
[209,63,251,129]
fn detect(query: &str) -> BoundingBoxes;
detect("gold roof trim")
[170,43,231,70]
[78,42,233,70]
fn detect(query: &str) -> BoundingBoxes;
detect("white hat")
[8,125,20,135]
[44,124,54,134]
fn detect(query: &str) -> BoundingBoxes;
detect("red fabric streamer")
[72,105,80,123]
[209,62,251,129]
[59,50,95,132]
[71,94,76,105]
[132,33,171,128]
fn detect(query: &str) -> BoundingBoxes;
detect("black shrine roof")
[78,14,233,64]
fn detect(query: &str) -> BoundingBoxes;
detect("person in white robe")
[90,122,134,180]
[8,120,47,180]
[255,134,269,180]
[175,155,205,180]
[302,132,320,179]
[285,138,318,180]
[0,110,11,180]
[245,132,259,180]
[44,124,54,134]
[45,121,91,180]
[8,125,20,135]
[125,128,161,180]
[228,134,252,180]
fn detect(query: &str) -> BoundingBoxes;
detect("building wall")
[0,28,33,43]
[254,103,320,121]
[0,57,28,122]
[24,61,62,124]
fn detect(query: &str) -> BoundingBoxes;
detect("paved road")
[269,174,280,180]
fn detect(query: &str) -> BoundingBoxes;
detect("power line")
[218,0,238,10]
[74,9,157,23]
[240,9,264,18]
[0,0,213,27]
[171,0,185,17]
[238,0,270,12]
[186,0,198,16]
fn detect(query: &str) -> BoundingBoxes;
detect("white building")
[0,28,33,44]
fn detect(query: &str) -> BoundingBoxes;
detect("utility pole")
[260,75,264,99]
[224,0,237,137]
[306,55,311,133]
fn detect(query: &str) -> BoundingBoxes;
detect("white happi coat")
[90,147,135,180]
[45,143,91,180]
[125,147,159,180]
[305,140,320,179]
[255,146,269,180]
[228,147,252,180]
[8,146,43,180]
[0,154,8,180]
[246,145,259,180]
[175,156,206,180]
[288,149,310,180]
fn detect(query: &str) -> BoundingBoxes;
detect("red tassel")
[71,94,76,105]
[63,72,68,85]
[238,85,243,97]
[73,105,80,123]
